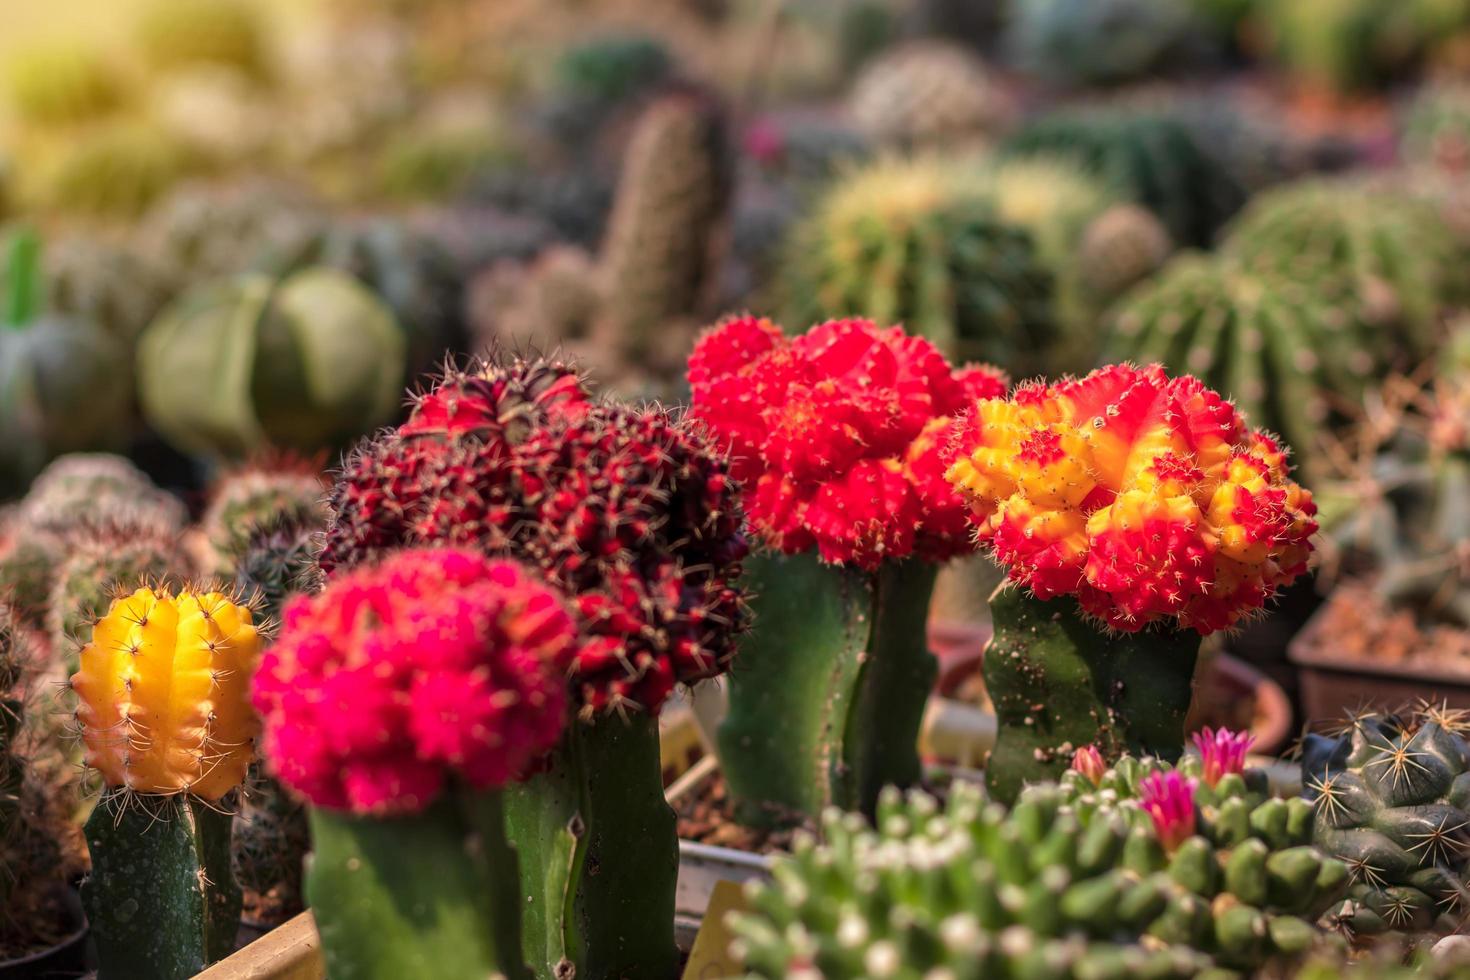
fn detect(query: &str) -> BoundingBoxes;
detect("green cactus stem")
[307,789,530,980]
[503,712,676,980]
[718,551,938,827]
[82,793,241,980]
[984,586,1200,805]
[3,227,40,328]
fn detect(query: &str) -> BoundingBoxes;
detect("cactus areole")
[946,363,1317,801]
[688,315,1007,823]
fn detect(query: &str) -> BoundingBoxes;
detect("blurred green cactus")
[135,0,272,81]
[6,42,124,127]
[1006,0,1204,89]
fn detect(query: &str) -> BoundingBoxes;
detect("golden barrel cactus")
[71,586,261,800]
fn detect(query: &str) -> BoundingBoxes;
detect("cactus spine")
[71,586,263,979]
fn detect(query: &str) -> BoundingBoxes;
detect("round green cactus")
[999,106,1245,248]
[6,42,124,126]
[39,123,199,219]
[1222,179,1463,358]
[1302,705,1470,939]
[1005,0,1203,89]
[46,234,172,348]
[848,40,1012,148]
[1106,253,1377,480]
[135,0,272,81]
[782,156,1055,372]
[18,453,185,534]
[1078,203,1173,298]
[202,462,326,576]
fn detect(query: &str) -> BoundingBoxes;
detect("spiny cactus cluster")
[1106,255,1376,479]
[847,40,1011,148]
[689,315,1007,569]
[731,761,1346,980]
[1222,180,1462,358]
[254,548,573,815]
[1302,705,1470,939]
[321,354,749,716]
[946,363,1317,633]
[780,156,1056,371]
[201,458,326,575]
[71,586,262,800]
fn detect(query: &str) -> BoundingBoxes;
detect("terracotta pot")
[0,886,89,980]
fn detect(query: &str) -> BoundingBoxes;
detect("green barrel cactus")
[1105,254,1377,482]
[135,0,271,81]
[781,156,1056,372]
[201,460,326,576]
[46,233,173,347]
[1302,705,1470,939]
[1005,0,1203,89]
[848,40,1012,148]
[1078,203,1173,298]
[5,42,123,126]
[137,267,407,458]
[551,33,673,107]
[39,123,199,219]
[598,91,730,362]
[1221,179,1462,359]
[999,106,1245,247]
[0,229,133,498]
[17,452,185,534]
[731,773,1346,978]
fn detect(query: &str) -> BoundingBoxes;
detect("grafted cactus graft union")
[70,586,262,980]
[321,355,743,978]
[256,548,573,980]
[946,363,1316,801]
[689,315,1007,823]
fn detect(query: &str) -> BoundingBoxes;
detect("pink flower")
[1139,770,1198,852]
[1192,727,1254,787]
[1071,745,1106,785]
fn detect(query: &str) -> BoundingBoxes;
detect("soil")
[240,886,298,932]
[1308,583,1470,671]
[0,882,76,962]
[673,771,812,855]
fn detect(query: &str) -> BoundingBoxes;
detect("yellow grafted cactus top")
[71,587,262,800]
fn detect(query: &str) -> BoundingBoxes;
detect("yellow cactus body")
[72,587,261,799]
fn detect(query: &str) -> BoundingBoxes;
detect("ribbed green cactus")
[1106,254,1376,482]
[781,156,1056,371]
[999,106,1245,247]
[46,517,192,659]
[848,40,1011,148]
[0,229,133,499]
[984,587,1199,804]
[731,774,1346,978]
[1222,179,1462,359]
[719,552,938,827]
[1005,0,1203,89]
[1301,705,1470,938]
[5,42,123,126]
[202,462,325,576]
[39,123,199,219]
[598,91,730,361]
[137,267,406,458]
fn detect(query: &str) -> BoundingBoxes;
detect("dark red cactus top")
[252,548,574,815]
[687,316,1008,569]
[321,356,750,718]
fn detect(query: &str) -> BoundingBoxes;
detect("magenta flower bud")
[1192,726,1254,787]
[1071,745,1107,785]
[1139,770,1198,852]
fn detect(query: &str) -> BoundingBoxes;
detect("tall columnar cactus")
[689,316,1007,824]
[781,157,1056,373]
[1222,179,1462,360]
[945,364,1317,802]
[0,229,133,498]
[70,586,263,980]
[847,40,1012,148]
[1005,0,1202,89]
[253,548,574,979]
[598,91,731,362]
[999,106,1245,248]
[1302,705,1470,939]
[137,266,407,458]
[730,764,1347,979]
[46,516,193,660]
[1106,254,1377,482]
[320,354,749,978]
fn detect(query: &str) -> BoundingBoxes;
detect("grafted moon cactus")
[255,547,574,980]
[689,315,1007,824]
[945,363,1317,801]
[70,586,262,980]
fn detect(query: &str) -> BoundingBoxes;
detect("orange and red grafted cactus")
[71,586,262,800]
[946,362,1317,633]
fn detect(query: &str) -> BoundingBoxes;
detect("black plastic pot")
[0,887,90,980]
